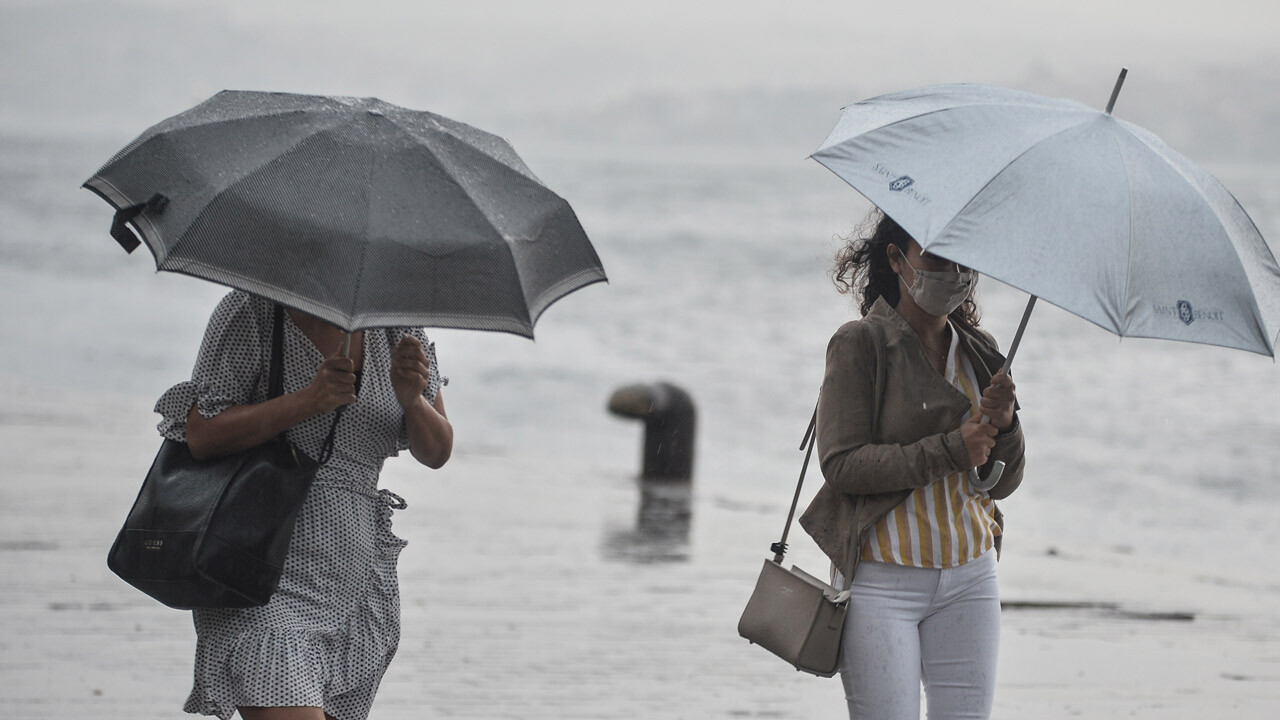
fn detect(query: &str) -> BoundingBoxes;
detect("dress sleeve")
[154,291,265,441]
[389,327,448,453]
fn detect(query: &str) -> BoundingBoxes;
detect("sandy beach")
[4,3,1280,713]
[2,367,1278,719]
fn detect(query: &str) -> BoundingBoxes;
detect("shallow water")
[2,128,1279,718]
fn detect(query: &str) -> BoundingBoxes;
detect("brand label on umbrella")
[873,163,932,205]
[1153,300,1225,326]
[890,176,915,192]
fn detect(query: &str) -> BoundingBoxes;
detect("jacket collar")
[863,296,1006,382]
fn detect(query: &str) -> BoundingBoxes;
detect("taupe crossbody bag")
[737,404,850,677]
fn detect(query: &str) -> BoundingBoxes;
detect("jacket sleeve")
[984,412,1025,499]
[816,323,971,496]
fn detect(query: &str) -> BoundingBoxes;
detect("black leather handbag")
[108,304,340,609]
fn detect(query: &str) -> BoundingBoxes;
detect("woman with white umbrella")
[799,210,1027,719]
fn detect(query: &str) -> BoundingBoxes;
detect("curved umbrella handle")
[967,413,1005,491]
[968,452,1006,491]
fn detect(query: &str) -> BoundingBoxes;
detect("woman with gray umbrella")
[155,290,452,720]
[799,210,1026,719]
[84,89,606,720]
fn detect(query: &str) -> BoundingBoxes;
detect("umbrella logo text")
[1154,300,1224,325]
[873,163,931,205]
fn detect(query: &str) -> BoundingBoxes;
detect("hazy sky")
[3,0,1278,140]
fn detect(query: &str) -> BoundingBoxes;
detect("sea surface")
[2,126,1279,717]
[3,130,1278,510]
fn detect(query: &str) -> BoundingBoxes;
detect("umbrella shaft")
[978,294,1037,429]
[999,295,1037,374]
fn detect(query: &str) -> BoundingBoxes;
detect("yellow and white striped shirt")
[860,323,1000,568]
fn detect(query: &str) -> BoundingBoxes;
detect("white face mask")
[894,247,977,317]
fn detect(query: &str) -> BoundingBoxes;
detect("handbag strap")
[268,304,342,466]
[771,398,819,564]
[267,304,287,400]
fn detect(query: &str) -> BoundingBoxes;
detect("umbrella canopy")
[811,77,1280,357]
[83,90,607,337]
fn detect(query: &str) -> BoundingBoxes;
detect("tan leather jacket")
[799,297,1026,583]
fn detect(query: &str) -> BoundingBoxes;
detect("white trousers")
[836,550,1000,720]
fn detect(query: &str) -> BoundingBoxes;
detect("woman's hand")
[393,335,452,468]
[188,357,351,460]
[391,336,431,409]
[979,370,1016,431]
[306,352,358,414]
[960,412,998,467]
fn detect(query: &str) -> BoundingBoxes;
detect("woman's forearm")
[185,389,320,460]
[819,429,969,496]
[404,393,452,469]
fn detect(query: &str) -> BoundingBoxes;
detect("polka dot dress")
[155,291,446,720]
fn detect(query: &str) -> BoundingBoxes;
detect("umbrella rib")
[411,128,560,258]
[927,118,1135,336]
[348,137,378,327]
[418,140,537,323]
[91,106,310,176]
[930,118,1093,245]
[1105,120,1138,336]
[525,266,609,330]
[393,114,544,185]
[159,116,352,262]
[424,135,544,228]
[1115,127,1280,354]
[1116,122,1276,257]
[818,96,1094,155]
[155,106,310,142]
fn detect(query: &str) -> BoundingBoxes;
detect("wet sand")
[2,375,1279,719]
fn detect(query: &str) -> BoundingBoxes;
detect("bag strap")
[267,304,286,400]
[771,398,819,564]
[268,304,342,467]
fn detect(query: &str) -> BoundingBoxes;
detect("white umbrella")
[811,70,1280,488]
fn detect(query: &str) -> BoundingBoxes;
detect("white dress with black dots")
[154,291,445,720]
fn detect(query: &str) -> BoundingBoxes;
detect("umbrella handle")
[967,412,1004,491]
[966,295,1037,493]
[968,445,1006,491]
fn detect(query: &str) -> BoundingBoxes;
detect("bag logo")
[889,176,915,192]
[144,539,164,551]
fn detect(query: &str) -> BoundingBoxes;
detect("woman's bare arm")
[186,355,358,460]
[403,391,452,469]
[391,336,453,469]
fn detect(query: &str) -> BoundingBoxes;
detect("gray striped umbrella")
[83,90,606,337]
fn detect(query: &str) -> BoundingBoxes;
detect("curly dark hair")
[832,209,981,327]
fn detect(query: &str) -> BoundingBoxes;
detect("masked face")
[893,245,977,317]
